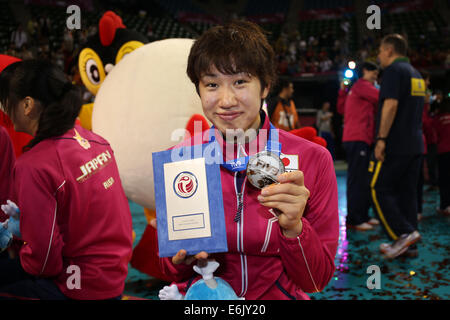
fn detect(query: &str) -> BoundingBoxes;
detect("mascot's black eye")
[86,59,101,85]
[78,48,105,95]
[90,64,100,82]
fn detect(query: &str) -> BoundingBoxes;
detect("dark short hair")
[361,61,379,72]
[274,78,293,95]
[278,78,292,90]
[187,20,277,93]
[358,61,379,78]
[381,33,408,56]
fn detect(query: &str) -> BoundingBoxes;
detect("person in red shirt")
[337,61,380,230]
[434,97,450,215]
[421,72,439,188]
[0,60,133,300]
[154,21,339,300]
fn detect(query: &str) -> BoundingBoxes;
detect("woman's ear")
[23,96,38,118]
[261,85,270,100]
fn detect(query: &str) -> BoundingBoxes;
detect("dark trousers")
[320,131,335,160]
[426,143,438,186]
[0,256,122,300]
[343,141,372,225]
[369,154,421,240]
[0,257,67,300]
[438,152,450,210]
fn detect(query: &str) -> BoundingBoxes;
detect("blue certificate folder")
[152,143,228,258]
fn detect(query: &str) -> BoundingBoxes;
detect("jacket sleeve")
[158,255,196,283]
[14,164,65,277]
[336,89,348,116]
[278,149,339,293]
[0,128,15,219]
[361,82,379,106]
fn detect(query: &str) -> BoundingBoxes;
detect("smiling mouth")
[217,112,242,121]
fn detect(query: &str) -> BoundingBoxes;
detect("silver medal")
[246,151,285,189]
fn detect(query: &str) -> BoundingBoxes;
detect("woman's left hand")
[257,171,310,238]
[1,200,21,238]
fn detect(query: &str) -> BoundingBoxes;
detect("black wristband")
[376,137,387,142]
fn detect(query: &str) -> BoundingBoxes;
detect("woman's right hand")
[172,249,209,266]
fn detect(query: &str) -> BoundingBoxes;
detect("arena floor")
[123,168,450,300]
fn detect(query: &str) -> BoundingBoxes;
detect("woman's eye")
[235,79,246,85]
[206,83,217,88]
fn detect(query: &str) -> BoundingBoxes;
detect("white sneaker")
[382,231,421,259]
[347,222,373,231]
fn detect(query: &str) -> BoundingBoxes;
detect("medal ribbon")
[208,123,282,172]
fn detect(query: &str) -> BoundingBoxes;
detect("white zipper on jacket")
[40,180,66,275]
[234,171,248,297]
[297,235,319,293]
[261,217,278,253]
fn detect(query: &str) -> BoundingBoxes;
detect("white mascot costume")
[92,39,208,280]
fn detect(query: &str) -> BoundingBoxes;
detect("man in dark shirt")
[370,34,424,259]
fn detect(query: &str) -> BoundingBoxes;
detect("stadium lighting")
[344,69,354,78]
[348,61,356,69]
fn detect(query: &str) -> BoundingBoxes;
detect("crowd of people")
[6,16,99,93]
[5,8,450,81]
[273,27,351,76]
[272,19,450,77]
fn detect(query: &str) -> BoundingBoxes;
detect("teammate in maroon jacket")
[0,127,15,218]
[337,61,380,231]
[155,20,339,300]
[0,60,132,300]
[433,97,450,215]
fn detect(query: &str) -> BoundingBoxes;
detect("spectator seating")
[0,0,17,52]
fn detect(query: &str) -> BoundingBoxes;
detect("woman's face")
[10,97,39,135]
[198,66,269,135]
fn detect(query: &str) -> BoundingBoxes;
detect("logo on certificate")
[173,171,198,198]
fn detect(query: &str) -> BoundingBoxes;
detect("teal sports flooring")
[123,169,450,300]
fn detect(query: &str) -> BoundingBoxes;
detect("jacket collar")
[209,110,273,162]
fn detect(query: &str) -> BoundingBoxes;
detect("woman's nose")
[218,87,237,108]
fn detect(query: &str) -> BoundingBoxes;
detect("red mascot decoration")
[290,126,327,148]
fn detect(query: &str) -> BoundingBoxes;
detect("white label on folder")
[164,158,211,241]
[173,213,205,231]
